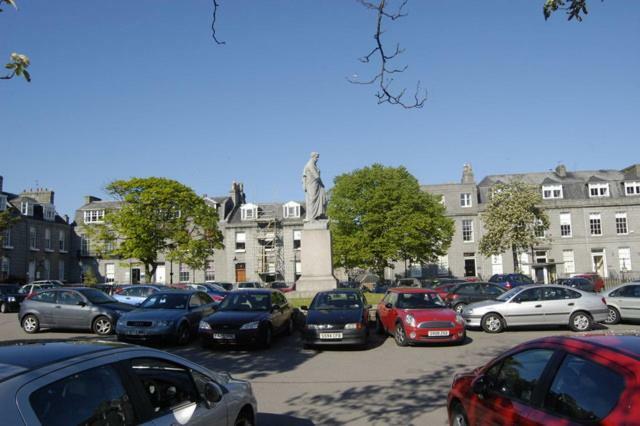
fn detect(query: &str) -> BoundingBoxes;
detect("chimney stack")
[461,163,475,184]
[555,164,567,178]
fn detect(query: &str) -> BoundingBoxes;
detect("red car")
[375,288,466,346]
[572,273,605,292]
[447,333,640,426]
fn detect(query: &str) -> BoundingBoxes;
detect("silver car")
[604,281,640,324]
[462,284,608,333]
[0,340,257,425]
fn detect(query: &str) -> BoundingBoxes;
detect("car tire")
[22,314,40,334]
[605,306,621,325]
[375,316,385,335]
[453,303,466,314]
[569,311,592,332]
[234,410,254,426]
[177,322,191,346]
[481,313,504,333]
[450,402,469,426]
[0,303,7,314]
[394,322,408,347]
[92,315,113,335]
[261,326,272,349]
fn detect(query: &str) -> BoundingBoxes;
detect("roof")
[78,200,123,210]
[530,333,640,361]
[229,289,277,294]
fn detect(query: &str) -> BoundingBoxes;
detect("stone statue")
[302,152,327,221]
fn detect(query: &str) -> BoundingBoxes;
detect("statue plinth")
[294,219,337,296]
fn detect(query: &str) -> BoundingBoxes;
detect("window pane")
[492,349,555,404]
[30,364,135,426]
[544,355,624,422]
[58,291,83,305]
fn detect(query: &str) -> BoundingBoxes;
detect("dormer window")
[625,181,640,196]
[43,205,56,221]
[283,201,301,218]
[83,209,105,224]
[460,193,472,208]
[21,201,33,216]
[240,203,258,221]
[542,185,563,200]
[588,183,610,198]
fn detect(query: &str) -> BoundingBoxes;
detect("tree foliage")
[328,164,453,277]
[478,181,550,272]
[87,177,223,283]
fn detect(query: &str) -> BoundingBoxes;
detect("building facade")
[0,176,75,284]
[421,164,640,283]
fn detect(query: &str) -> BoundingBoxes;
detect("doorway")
[235,263,246,282]
[131,268,141,284]
[591,250,607,278]
[155,265,165,284]
[464,254,476,277]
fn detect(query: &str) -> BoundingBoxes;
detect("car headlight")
[405,314,416,327]
[455,314,465,325]
[344,323,362,330]
[306,324,320,330]
[240,321,260,330]
[156,320,172,327]
[199,321,211,330]
[116,319,125,327]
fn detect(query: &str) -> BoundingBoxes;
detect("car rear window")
[490,349,555,404]
[544,354,625,422]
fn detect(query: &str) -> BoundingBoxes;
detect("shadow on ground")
[258,413,315,426]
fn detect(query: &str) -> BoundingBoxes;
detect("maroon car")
[448,333,640,425]
[572,273,605,292]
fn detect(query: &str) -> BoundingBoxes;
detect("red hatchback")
[375,288,465,346]
[573,273,605,292]
[448,333,640,426]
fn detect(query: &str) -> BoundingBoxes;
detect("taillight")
[505,282,512,289]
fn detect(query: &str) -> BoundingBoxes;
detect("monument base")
[295,219,337,295]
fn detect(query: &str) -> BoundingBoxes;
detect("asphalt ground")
[2,312,639,425]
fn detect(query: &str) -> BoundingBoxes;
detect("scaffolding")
[254,205,285,281]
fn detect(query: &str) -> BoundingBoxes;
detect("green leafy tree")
[479,181,550,273]
[87,177,223,283]
[328,164,454,278]
[82,267,98,286]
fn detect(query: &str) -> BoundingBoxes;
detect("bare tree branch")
[211,0,226,45]
[349,0,426,109]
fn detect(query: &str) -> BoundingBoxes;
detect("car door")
[381,292,399,331]
[55,290,94,329]
[538,286,577,325]
[26,290,58,326]
[504,288,545,326]
[473,348,556,426]
[458,283,484,305]
[617,285,640,320]
[276,292,293,327]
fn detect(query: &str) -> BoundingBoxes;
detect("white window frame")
[563,250,575,274]
[460,193,472,208]
[43,205,56,222]
[283,202,301,219]
[589,213,602,236]
[295,261,302,275]
[80,235,90,255]
[542,184,563,200]
[491,255,503,275]
[29,226,38,250]
[534,219,546,238]
[83,210,105,224]
[58,260,65,282]
[58,230,66,252]
[105,263,115,283]
[1,228,12,249]
[179,264,190,283]
[462,219,474,242]
[619,248,632,272]
[240,204,258,221]
[235,232,246,252]
[205,261,215,282]
[615,212,628,235]
[624,181,640,196]
[293,230,302,250]
[43,259,50,280]
[559,213,572,238]
[0,256,9,279]
[437,255,449,275]
[21,201,31,216]
[588,183,610,198]
[44,228,52,251]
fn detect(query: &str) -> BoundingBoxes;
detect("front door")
[131,268,141,284]
[155,265,165,284]
[534,267,545,284]
[464,258,476,277]
[235,263,246,282]
[591,250,607,278]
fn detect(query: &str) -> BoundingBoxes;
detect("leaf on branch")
[544,0,591,21]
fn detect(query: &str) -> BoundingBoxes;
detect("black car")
[116,290,216,345]
[19,287,134,335]
[0,284,25,313]
[188,283,228,303]
[488,273,534,289]
[199,289,294,348]
[444,282,506,313]
[216,282,235,291]
[556,277,596,292]
[301,289,370,348]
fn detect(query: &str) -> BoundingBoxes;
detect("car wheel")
[234,410,254,426]
[569,311,592,332]
[394,322,408,347]
[0,303,7,314]
[375,316,385,335]
[261,326,272,349]
[450,402,469,426]
[605,306,621,325]
[453,303,466,314]
[22,314,40,334]
[177,323,191,345]
[93,316,113,335]
[481,313,504,333]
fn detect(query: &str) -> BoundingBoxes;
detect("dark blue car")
[488,273,534,289]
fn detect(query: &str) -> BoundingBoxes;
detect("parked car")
[604,282,640,324]
[199,289,294,348]
[444,282,507,314]
[488,273,535,289]
[0,284,25,313]
[216,282,235,291]
[188,283,228,303]
[302,289,370,347]
[267,281,296,293]
[19,287,134,335]
[0,340,257,426]
[30,280,65,287]
[17,282,58,297]
[572,272,605,292]
[375,288,466,346]
[556,277,596,292]
[434,282,465,298]
[338,280,359,289]
[237,281,263,289]
[448,333,640,426]
[113,284,172,306]
[393,277,422,288]
[116,290,217,345]
[462,284,608,333]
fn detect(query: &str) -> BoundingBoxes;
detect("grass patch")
[288,293,384,309]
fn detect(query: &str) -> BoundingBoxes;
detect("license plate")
[319,332,343,339]
[213,333,235,340]
[127,330,146,336]
[428,330,450,337]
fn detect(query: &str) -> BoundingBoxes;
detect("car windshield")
[310,292,362,310]
[396,292,445,309]
[217,293,271,312]
[495,287,522,301]
[0,285,20,294]
[140,293,189,309]
[77,288,116,304]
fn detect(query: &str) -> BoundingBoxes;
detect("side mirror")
[204,382,223,408]
[300,305,308,311]
[472,376,488,396]
[385,303,393,309]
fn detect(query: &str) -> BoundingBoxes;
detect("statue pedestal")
[294,220,337,297]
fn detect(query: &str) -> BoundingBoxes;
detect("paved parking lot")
[2,313,639,425]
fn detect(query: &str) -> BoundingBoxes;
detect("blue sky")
[2,0,639,216]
